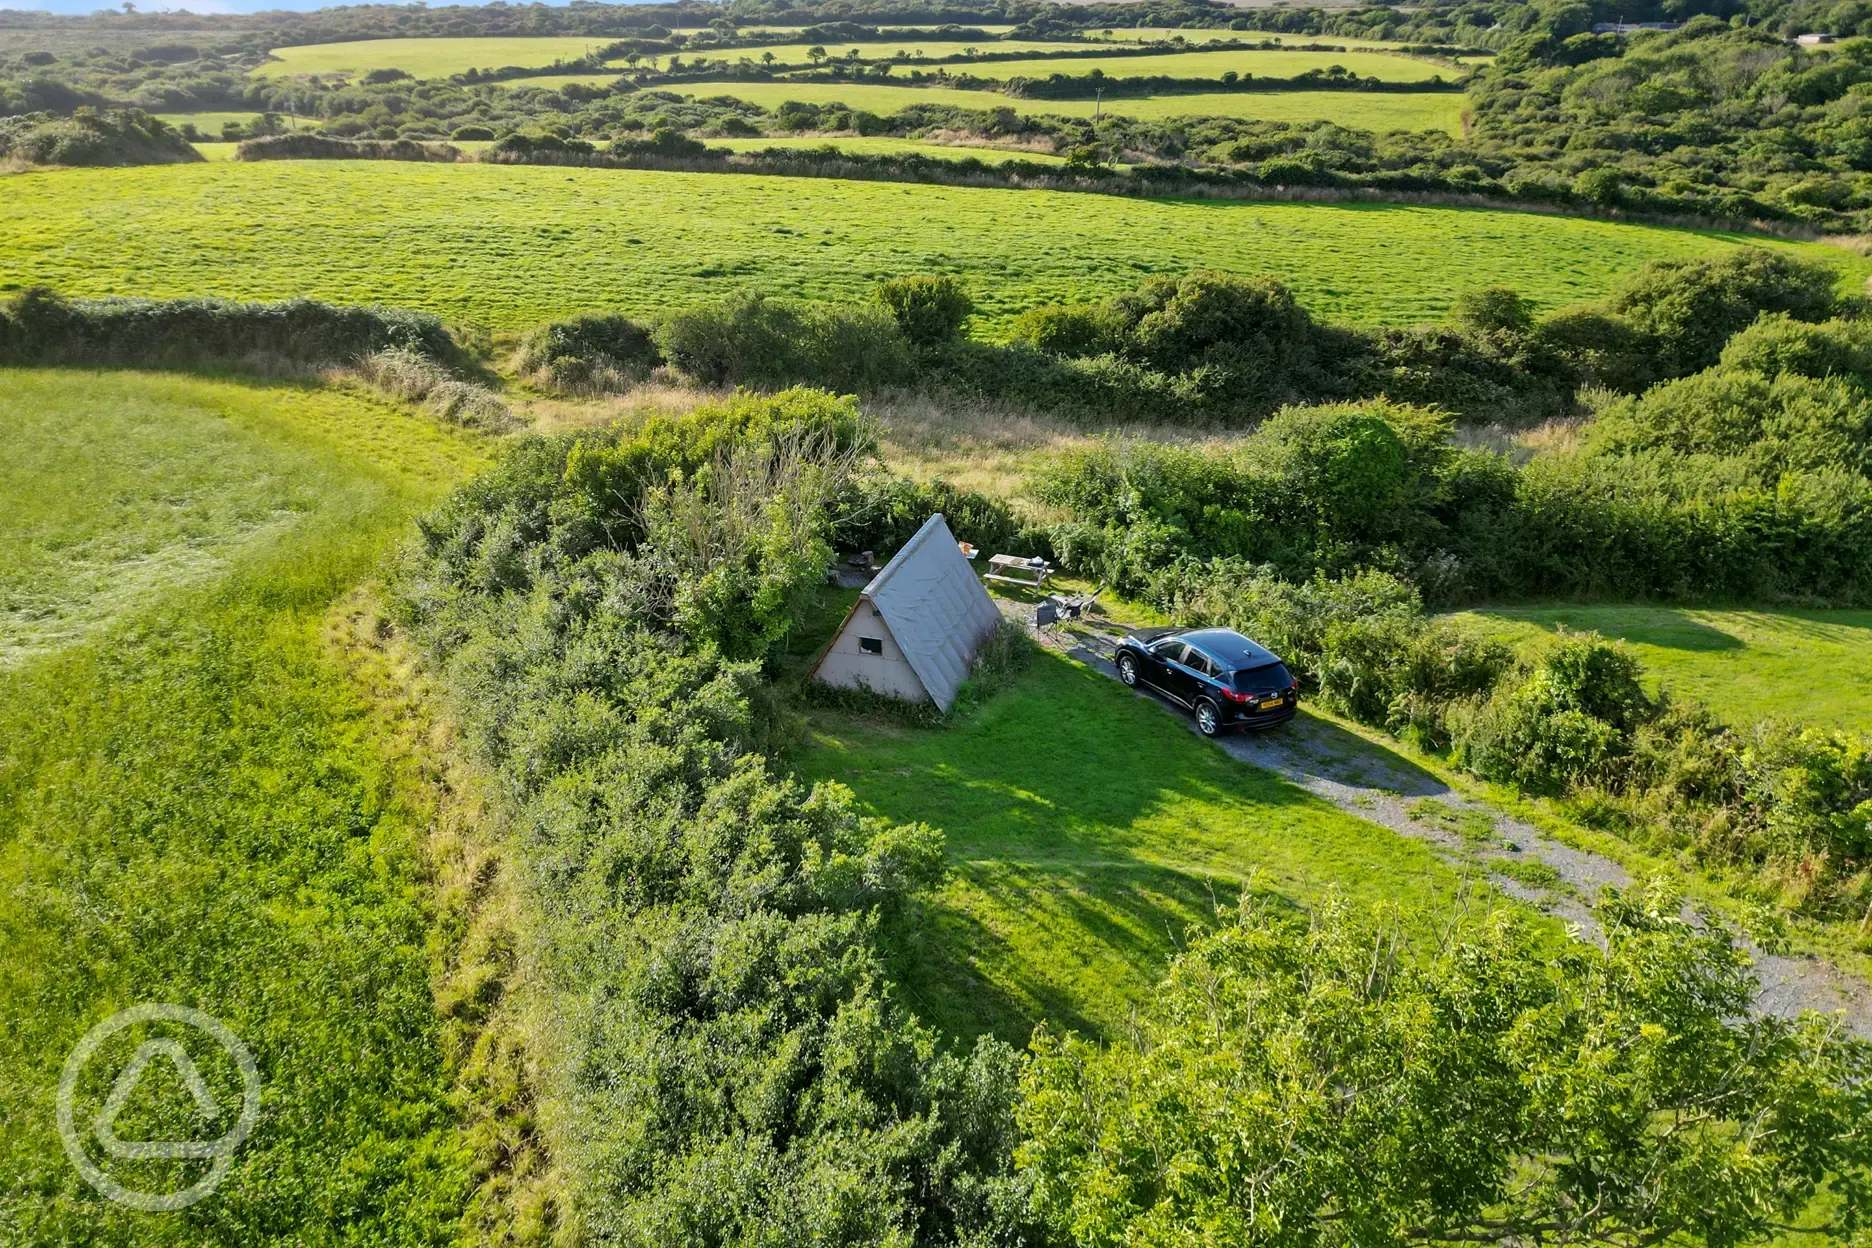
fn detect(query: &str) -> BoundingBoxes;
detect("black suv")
[1113,627,1300,735]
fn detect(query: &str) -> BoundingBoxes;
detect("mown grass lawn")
[793,646,1465,1045]
[0,371,487,1243]
[1449,605,1872,731]
[5,162,1860,333]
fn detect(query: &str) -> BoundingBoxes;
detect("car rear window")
[1231,662,1292,693]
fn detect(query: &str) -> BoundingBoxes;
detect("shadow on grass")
[1481,605,1747,654]
[798,647,1405,1049]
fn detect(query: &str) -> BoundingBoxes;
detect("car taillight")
[1221,687,1250,703]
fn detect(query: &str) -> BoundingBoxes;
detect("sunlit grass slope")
[256,35,618,78]
[5,162,1860,332]
[796,648,1465,1043]
[1449,605,1872,731]
[0,371,487,1244]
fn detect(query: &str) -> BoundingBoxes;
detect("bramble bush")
[874,274,974,348]
[0,107,198,166]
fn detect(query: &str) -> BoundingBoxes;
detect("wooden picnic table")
[986,554,1052,589]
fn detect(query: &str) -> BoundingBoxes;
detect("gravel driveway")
[1019,608,1872,1036]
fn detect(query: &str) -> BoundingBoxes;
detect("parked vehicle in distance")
[1113,627,1300,735]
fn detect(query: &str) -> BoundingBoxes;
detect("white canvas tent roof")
[816,513,1003,711]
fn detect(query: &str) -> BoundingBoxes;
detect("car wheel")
[1117,653,1138,686]
[1195,699,1220,736]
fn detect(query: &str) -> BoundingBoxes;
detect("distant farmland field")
[251,33,1460,82]
[3,162,1862,332]
[255,35,617,78]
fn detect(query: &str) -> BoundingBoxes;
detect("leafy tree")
[1018,882,1872,1248]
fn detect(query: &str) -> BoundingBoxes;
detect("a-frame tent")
[812,513,1003,711]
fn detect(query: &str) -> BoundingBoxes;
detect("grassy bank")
[0,370,488,1243]
[1449,604,1872,731]
[3,162,1862,332]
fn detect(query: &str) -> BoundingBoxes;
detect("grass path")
[4,162,1864,332]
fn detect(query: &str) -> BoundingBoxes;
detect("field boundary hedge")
[224,133,1822,240]
[0,288,462,368]
[480,145,1822,239]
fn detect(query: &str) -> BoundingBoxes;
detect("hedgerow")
[388,390,1034,1242]
[0,287,459,369]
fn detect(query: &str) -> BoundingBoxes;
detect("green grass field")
[252,31,1473,83]
[712,134,1072,163]
[255,35,620,78]
[0,370,487,1242]
[670,39,1132,66]
[151,110,266,133]
[796,646,1464,1042]
[6,162,1853,332]
[1448,605,1872,731]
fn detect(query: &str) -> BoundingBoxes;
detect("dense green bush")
[516,311,662,392]
[1601,250,1845,384]
[0,108,197,166]
[392,390,1032,1241]
[1007,270,1343,419]
[831,472,1036,560]
[1449,637,1652,794]
[654,290,917,392]
[1448,285,1533,335]
[235,133,462,161]
[1032,400,1459,588]
[874,274,974,348]
[1582,313,1872,481]
[0,287,459,369]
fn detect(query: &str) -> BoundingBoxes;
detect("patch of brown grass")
[864,387,1254,505]
[515,378,729,435]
